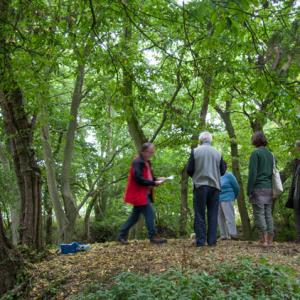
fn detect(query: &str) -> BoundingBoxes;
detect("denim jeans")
[118,196,156,239]
[193,185,219,246]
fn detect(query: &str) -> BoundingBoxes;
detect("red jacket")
[124,155,155,206]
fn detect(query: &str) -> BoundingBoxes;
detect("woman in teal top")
[218,162,240,240]
[247,131,274,247]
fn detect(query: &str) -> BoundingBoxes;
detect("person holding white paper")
[117,142,167,245]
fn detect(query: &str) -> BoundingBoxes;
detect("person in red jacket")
[118,142,167,244]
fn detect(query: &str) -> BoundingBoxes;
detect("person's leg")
[218,202,229,239]
[193,186,207,246]
[118,206,142,240]
[252,203,267,245]
[222,201,237,237]
[294,196,300,241]
[141,199,157,239]
[264,203,274,245]
[141,196,167,244]
[264,204,274,235]
[207,187,219,246]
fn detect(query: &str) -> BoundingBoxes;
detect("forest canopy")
[1,0,299,241]
[0,0,299,294]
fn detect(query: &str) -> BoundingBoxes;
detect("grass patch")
[72,258,300,300]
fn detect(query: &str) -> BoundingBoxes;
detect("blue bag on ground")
[59,241,90,254]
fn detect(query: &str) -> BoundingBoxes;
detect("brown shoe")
[260,233,268,247]
[150,235,167,244]
[267,233,273,246]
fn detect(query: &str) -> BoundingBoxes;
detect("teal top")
[219,172,240,202]
[247,147,273,196]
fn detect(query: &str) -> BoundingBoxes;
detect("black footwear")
[196,243,205,247]
[230,235,240,241]
[150,235,167,244]
[118,238,129,245]
[208,243,216,247]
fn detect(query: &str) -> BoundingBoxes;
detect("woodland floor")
[26,239,300,299]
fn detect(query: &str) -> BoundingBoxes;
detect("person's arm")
[133,159,155,186]
[186,150,195,177]
[247,151,258,196]
[219,156,226,176]
[229,173,240,198]
[148,160,157,182]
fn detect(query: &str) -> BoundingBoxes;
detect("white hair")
[199,131,212,144]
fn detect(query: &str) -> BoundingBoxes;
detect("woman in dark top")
[247,132,274,247]
[286,140,300,243]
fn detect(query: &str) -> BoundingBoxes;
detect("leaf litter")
[27,239,300,299]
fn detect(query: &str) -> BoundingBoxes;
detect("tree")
[215,101,251,238]
[0,0,42,249]
[0,210,22,295]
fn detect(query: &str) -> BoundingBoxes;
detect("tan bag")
[272,156,283,198]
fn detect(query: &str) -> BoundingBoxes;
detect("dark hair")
[223,161,227,173]
[251,131,268,147]
[139,142,153,154]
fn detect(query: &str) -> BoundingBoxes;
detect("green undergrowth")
[72,258,300,300]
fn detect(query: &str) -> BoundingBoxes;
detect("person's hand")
[154,180,163,186]
[156,177,166,181]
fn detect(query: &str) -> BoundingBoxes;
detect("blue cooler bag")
[60,241,80,254]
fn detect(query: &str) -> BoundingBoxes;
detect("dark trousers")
[118,197,156,240]
[294,196,300,238]
[193,185,219,246]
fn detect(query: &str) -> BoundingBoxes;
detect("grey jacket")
[186,143,226,190]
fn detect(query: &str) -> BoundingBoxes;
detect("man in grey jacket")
[187,131,226,247]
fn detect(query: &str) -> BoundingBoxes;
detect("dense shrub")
[90,217,124,243]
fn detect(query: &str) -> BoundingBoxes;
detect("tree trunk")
[0,0,41,249]
[44,192,53,245]
[215,103,252,239]
[198,73,211,130]
[0,210,22,296]
[10,206,20,246]
[94,200,102,221]
[40,116,69,242]
[0,142,20,245]
[250,116,265,132]
[61,63,86,239]
[0,89,42,249]
[179,167,189,236]
[122,1,147,239]
[122,12,147,149]
[84,192,99,241]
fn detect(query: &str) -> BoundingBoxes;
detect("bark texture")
[0,211,22,296]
